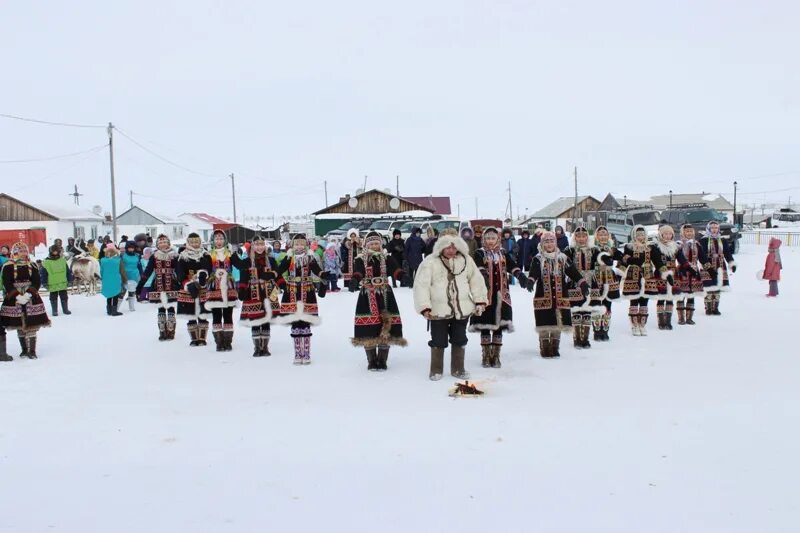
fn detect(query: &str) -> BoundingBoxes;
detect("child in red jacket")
[762,237,782,297]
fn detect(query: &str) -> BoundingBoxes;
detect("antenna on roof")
[68,184,84,205]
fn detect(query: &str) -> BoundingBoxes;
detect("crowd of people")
[0,220,762,377]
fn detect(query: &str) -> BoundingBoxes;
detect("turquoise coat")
[122,253,142,283]
[100,255,124,298]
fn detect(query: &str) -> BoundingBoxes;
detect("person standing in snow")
[554,226,569,251]
[275,234,327,365]
[176,233,212,347]
[674,224,707,325]
[563,226,602,349]
[385,229,405,288]
[525,231,588,358]
[206,230,239,352]
[413,230,488,381]
[234,235,280,357]
[517,230,535,272]
[621,225,657,336]
[404,227,425,288]
[469,227,525,368]
[651,225,681,330]
[42,245,72,316]
[322,242,342,292]
[700,221,736,315]
[460,227,478,256]
[138,247,155,302]
[350,231,406,371]
[136,235,179,341]
[1,242,50,359]
[590,226,622,340]
[762,237,782,297]
[340,229,362,292]
[100,243,127,317]
[121,241,143,312]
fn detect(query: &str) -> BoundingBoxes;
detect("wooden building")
[313,189,434,216]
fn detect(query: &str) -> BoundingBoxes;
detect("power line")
[0,143,109,164]
[0,112,105,129]
[6,144,108,194]
[113,126,225,179]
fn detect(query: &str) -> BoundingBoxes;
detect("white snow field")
[1,244,797,532]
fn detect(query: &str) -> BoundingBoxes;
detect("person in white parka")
[413,231,488,381]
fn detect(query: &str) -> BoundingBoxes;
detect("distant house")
[178,212,234,242]
[649,193,735,215]
[313,189,437,236]
[0,193,107,249]
[115,206,188,243]
[523,196,601,230]
[597,193,652,212]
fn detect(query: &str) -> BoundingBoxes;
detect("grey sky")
[2,0,798,221]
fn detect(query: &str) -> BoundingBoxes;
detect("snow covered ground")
[1,244,797,532]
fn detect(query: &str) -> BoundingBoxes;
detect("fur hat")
[346,228,359,240]
[292,233,308,248]
[658,225,675,239]
[392,228,402,236]
[432,234,470,257]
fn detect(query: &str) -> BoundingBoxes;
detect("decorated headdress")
[595,225,608,234]
[212,229,227,244]
[540,231,556,243]
[658,225,674,239]
[630,224,647,240]
[574,226,588,234]
[482,226,500,236]
[156,234,171,247]
[364,231,383,248]
[11,242,29,261]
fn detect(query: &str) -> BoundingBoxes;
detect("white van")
[605,209,661,243]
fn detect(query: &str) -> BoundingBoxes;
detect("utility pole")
[475,197,479,218]
[457,203,460,218]
[230,173,237,224]
[669,190,673,209]
[363,175,368,192]
[505,181,513,222]
[396,175,400,197]
[733,180,738,226]
[108,122,118,242]
[572,166,578,227]
[324,180,328,206]
[129,190,134,209]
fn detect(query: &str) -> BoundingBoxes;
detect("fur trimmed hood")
[654,239,679,258]
[432,234,470,258]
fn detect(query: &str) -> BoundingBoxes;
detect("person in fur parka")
[591,226,623,341]
[274,234,327,365]
[525,231,588,358]
[206,229,240,352]
[699,221,736,315]
[1,242,50,359]
[413,231,488,380]
[176,233,212,347]
[563,226,603,349]
[469,227,526,368]
[674,224,707,325]
[340,229,363,292]
[621,225,658,336]
[136,234,179,341]
[351,231,406,371]
[234,235,280,357]
[650,225,682,330]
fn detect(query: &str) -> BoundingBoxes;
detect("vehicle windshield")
[400,222,422,232]
[335,222,356,231]
[632,212,660,225]
[435,221,460,231]
[684,209,727,223]
[368,221,392,230]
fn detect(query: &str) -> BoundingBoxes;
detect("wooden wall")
[0,194,57,222]
[317,191,427,215]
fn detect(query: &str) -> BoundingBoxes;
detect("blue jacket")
[100,255,125,298]
[404,235,426,269]
[122,252,143,283]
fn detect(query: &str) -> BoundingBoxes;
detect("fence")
[739,230,799,247]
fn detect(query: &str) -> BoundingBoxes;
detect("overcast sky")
[2,1,798,221]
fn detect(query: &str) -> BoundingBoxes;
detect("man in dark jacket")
[517,230,535,271]
[554,226,569,251]
[461,227,478,255]
[404,227,425,288]
[501,228,519,284]
[386,229,406,287]
[424,229,439,257]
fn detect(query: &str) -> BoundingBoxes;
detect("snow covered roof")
[531,196,595,218]
[35,204,105,221]
[314,210,434,220]
[181,212,230,225]
[650,193,734,211]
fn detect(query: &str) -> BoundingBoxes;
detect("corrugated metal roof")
[401,196,452,215]
[531,196,592,218]
[183,212,230,225]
